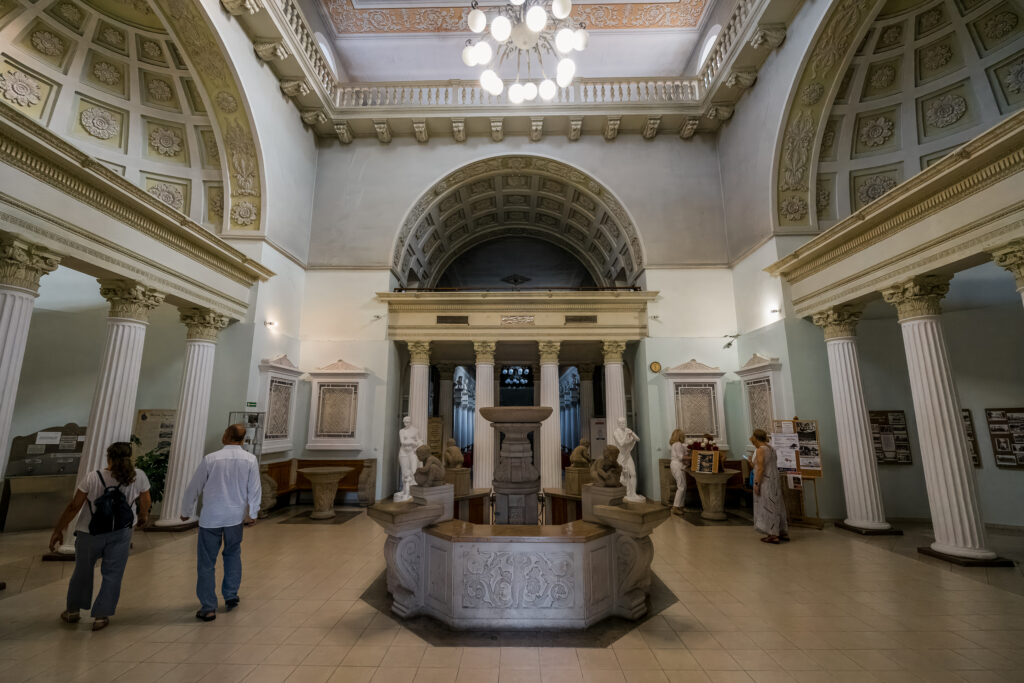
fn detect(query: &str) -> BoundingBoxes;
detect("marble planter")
[298,466,352,519]
[564,467,592,496]
[444,467,471,497]
[692,469,738,521]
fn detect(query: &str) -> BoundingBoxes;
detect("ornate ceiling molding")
[323,0,707,34]
[151,0,263,232]
[392,155,646,289]
[773,0,885,230]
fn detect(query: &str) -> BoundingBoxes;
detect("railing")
[697,0,759,91]
[275,0,338,97]
[337,77,702,110]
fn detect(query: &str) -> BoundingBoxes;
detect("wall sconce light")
[769,308,780,314]
[264,320,277,329]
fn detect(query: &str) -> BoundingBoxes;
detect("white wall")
[645,268,737,338]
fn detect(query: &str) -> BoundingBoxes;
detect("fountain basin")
[479,406,552,423]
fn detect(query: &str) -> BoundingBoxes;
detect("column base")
[917,546,1014,567]
[835,521,903,536]
[147,519,199,532]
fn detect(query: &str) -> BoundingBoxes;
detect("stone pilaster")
[992,240,1024,307]
[578,363,595,442]
[436,362,454,449]
[881,275,995,559]
[0,236,60,478]
[538,341,562,489]
[811,305,891,531]
[472,341,496,489]
[407,341,431,440]
[156,308,230,526]
[602,341,627,433]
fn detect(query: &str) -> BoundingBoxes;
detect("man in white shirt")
[180,423,261,621]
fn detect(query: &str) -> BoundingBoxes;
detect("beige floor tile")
[370,667,418,683]
[681,633,723,650]
[663,672,713,683]
[287,666,337,683]
[804,651,861,671]
[268,645,318,666]
[460,648,499,669]
[304,646,353,667]
[162,662,221,682]
[113,661,178,680]
[653,649,701,670]
[542,669,584,683]
[419,647,463,668]
[767,652,821,672]
[357,630,400,648]
[245,664,300,683]
[612,633,652,650]
[499,667,542,683]
[327,666,377,683]
[692,651,742,672]
[729,651,778,671]
[704,673,754,683]
[456,668,498,683]
[623,672,670,683]
[583,670,629,683]
[578,649,620,672]
[413,667,459,683]
[200,663,259,682]
[745,672,796,683]
[642,631,685,649]
[840,652,900,671]
[615,648,661,671]
[343,647,391,668]
[381,646,426,668]
[540,648,582,669]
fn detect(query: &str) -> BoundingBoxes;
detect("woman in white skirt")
[669,429,688,515]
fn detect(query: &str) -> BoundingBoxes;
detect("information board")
[984,408,1024,468]
[869,410,912,464]
[772,419,822,478]
[961,409,981,468]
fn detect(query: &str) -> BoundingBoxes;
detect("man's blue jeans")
[196,524,243,613]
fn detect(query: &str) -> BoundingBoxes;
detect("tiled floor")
[1,509,1024,682]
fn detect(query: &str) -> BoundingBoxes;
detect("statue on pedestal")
[413,444,445,487]
[591,445,623,487]
[569,438,591,468]
[394,416,422,502]
[612,416,645,502]
[443,437,463,469]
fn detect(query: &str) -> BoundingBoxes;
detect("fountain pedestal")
[480,407,551,525]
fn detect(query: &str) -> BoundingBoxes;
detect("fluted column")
[579,364,595,442]
[532,364,540,406]
[407,342,431,440]
[812,305,891,531]
[472,341,496,489]
[156,308,230,526]
[882,275,995,560]
[0,236,60,478]
[603,341,627,432]
[993,240,1024,309]
[437,363,454,449]
[539,341,562,489]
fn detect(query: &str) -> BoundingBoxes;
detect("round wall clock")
[649,361,662,373]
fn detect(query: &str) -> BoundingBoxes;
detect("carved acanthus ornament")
[408,341,432,365]
[221,0,263,15]
[992,240,1024,291]
[602,340,626,364]
[529,117,544,142]
[811,304,864,340]
[301,110,327,126]
[750,24,786,50]
[451,118,466,142]
[881,274,951,321]
[180,307,231,342]
[473,341,496,365]
[0,236,60,294]
[603,116,621,141]
[413,120,429,143]
[98,279,165,323]
[641,116,661,140]
[374,119,392,143]
[538,341,561,365]
[704,105,733,121]
[254,41,289,62]
[280,79,310,98]
[334,121,353,144]
[679,118,699,139]
[490,118,504,142]
[568,117,583,141]
[726,70,757,90]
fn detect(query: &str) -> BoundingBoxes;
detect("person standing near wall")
[49,442,151,631]
[180,424,261,621]
[668,429,688,515]
[751,429,789,544]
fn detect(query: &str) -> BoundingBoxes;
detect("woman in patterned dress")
[751,429,789,544]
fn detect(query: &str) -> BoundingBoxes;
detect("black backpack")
[88,471,135,535]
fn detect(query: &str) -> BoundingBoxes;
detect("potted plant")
[131,435,169,519]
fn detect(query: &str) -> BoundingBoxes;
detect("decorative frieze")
[407,340,431,365]
[704,105,734,120]
[99,279,165,322]
[881,274,951,321]
[679,118,699,139]
[179,307,230,341]
[812,303,864,340]
[0,235,60,294]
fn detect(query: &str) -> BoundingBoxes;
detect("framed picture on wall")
[961,409,981,467]
[985,408,1024,468]
[869,410,913,464]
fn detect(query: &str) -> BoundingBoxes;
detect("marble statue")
[612,417,645,502]
[569,438,591,468]
[413,444,445,487]
[443,438,463,469]
[591,445,623,487]
[394,415,422,502]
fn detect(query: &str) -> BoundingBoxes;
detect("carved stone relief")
[462,548,574,609]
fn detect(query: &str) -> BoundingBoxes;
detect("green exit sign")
[246,402,257,408]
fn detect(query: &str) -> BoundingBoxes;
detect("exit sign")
[245,402,257,408]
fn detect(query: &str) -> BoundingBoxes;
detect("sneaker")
[225,597,240,610]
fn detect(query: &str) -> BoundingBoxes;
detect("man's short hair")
[224,423,247,443]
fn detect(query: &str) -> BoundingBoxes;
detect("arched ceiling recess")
[392,156,646,290]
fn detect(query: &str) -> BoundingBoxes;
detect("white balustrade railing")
[697,0,757,91]
[276,0,338,97]
[336,77,702,110]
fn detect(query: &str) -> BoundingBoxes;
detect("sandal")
[92,617,110,631]
[60,610,80,624]
[195,611,216,622]
[760,536,781,544]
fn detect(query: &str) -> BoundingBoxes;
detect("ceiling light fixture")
[462,0,588,100]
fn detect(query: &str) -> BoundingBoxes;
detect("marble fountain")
[368,406,670,630]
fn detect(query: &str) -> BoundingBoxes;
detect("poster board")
[961,409,981,468]
[132,409,176,462]
[427,416,443,457]
[690,450,720,473]
[869,410,912,464]
[590,417,607,457]
[984,408,1024,468]
[772,419,822,478]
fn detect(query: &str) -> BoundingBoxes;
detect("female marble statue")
[612,417,645,502]
[394,416,422,502]
[669,429,688,515]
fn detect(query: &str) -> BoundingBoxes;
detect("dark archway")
[435,236,598,290]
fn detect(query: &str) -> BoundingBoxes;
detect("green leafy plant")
[131,434,170,504]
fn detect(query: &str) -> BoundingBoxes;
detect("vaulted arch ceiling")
[392,155,646,289]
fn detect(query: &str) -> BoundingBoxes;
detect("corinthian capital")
[180,307,230,342]
[602,340,627,363]
[811,304,864,341]
[538,341,561,364]
[98,279,165,323]
[0,235,60,294]
[473,341,496,364]
[992,240,1024,291]
[407,341,431,365]
[881,274,951,322]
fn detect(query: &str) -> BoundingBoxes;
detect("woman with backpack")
[49,442,151,631]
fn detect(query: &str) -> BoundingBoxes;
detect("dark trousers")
[66,528,132,618]
[196,524,243,612]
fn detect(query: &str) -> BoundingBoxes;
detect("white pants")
[671,461,686,507]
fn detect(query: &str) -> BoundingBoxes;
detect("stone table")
[691,469,739,521]
[298,467,353,519]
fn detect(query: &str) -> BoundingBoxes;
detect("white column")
[539,341,562,489]
[156,308,229,526]
[0,237,59,478]
[882,275,995,560]
[812,305,891,530]
[603,341,627,432]
[407,341,431,439]
[438,363,454,448]
[532,364,540,406]
[579,364,595,442]
[472,342,496,489]
[993,241,1024,309]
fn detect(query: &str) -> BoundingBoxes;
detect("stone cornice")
[0,234,60,294]
[0,106,274,288]
[769,110,1024,284]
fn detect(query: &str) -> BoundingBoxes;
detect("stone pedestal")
[367,500,445,618]
[411,483,454,522]
[581,483,625,523]
[692,469,737,521]
[258,465,278,519]
[482,406,550,525]
[591,500,671,619]
[298,466,353,519]
[444,467,471,497]
[564,466,592,496]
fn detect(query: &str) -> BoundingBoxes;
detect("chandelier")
[461,0,589,103]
